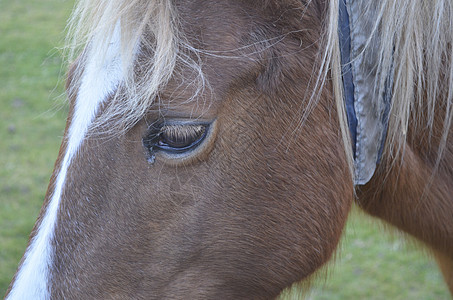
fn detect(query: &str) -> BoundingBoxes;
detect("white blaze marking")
[7,23,125,299]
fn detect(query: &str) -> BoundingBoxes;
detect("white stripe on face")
[7,23,125,299]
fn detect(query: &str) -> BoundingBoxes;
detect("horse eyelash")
[159,124,206,143]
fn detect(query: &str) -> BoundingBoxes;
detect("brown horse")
[5,0,453,298]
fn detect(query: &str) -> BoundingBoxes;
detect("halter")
[338,0,393,185]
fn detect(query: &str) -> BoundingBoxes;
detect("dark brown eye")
[143,122,209,155]
[158,124,206,150]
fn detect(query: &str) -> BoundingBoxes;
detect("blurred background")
[0,0,449,298]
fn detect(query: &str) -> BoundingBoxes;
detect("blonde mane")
[65,0,205,132]
[66,0,453,181]
[323,0,453,180]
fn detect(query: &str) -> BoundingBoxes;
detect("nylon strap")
[338,0,392,185]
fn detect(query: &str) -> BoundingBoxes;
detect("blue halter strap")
[338,0,393,185]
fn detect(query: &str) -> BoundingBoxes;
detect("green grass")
[0,0,450,298]
[282,208,450,299]
[0,0,72,295]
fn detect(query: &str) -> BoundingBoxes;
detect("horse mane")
[65,0,205,132]
[65,0,453,181]
[323,0,453,177]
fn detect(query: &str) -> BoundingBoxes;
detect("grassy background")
[0,0,450,298]
[0,0,71,295]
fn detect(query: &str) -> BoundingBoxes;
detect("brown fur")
[48,1,352,298]
[7,0,453,298]
[357,77,453,292]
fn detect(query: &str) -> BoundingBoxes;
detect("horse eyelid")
[143,123,210,155]
[160,124,206,145]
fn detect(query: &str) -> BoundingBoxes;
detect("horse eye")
[144,123,209,155]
